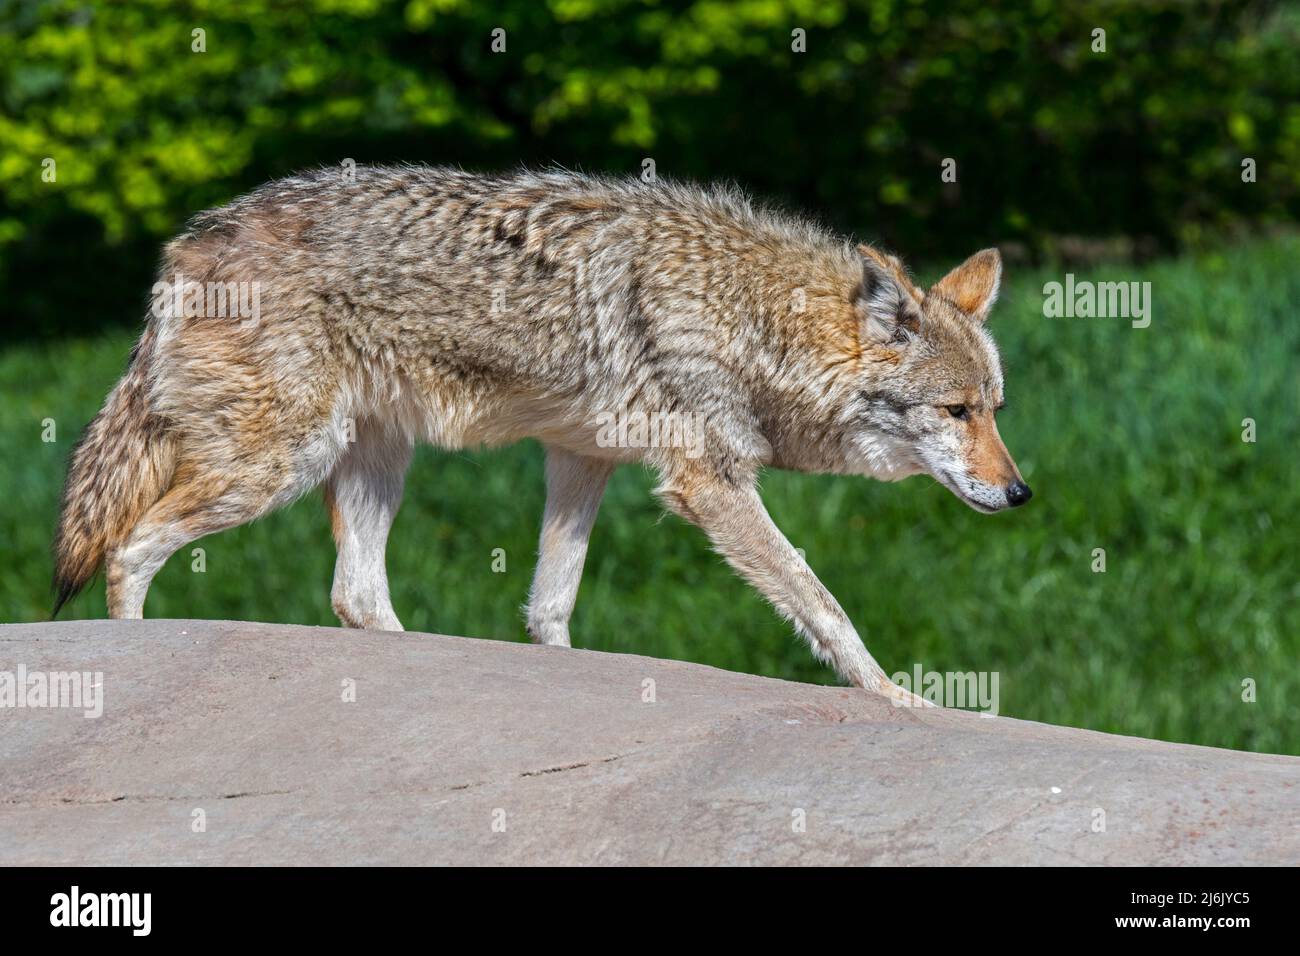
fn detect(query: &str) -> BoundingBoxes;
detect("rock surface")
[1,619,1296,865]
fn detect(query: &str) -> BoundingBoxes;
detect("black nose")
[1006,481,1032,507]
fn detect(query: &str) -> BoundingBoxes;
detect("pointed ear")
[856,252,922,346]
[931,248,1001,322]
[857,243,925,303]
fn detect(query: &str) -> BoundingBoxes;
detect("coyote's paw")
[526,619,572,648]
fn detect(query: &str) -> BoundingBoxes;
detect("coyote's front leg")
[525,447,615,646]
[659,466,925,705]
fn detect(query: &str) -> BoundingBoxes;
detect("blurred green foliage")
[2,0,1299,337]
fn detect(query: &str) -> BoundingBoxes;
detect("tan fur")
[52,166,1029,699]
[932,248,1001,320]
[963,415,1021,488]
[52,326,178,614]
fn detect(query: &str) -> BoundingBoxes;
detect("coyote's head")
[849,245,1031,513]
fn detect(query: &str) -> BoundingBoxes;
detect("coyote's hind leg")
[525,447,614,646]
[325,422,412,631]
[106,468,274,619]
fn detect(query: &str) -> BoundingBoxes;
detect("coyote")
[53,167,1030,700]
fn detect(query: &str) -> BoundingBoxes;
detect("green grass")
[3,238,1297,754]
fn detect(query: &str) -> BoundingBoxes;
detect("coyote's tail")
[52,326,177,616]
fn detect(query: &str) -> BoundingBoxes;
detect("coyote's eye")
[945,404,969,420]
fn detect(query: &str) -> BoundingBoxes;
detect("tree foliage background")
[2,0,1298,337]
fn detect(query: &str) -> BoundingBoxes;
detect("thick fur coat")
[54,166,1029,699]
